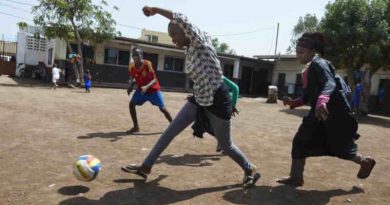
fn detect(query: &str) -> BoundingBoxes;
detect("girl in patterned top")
[121,6,260,188]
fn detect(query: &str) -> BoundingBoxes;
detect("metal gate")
[0,40,17,76]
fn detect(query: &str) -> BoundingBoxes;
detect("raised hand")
[282,96,293,107]
[142,6,156,17]
[232,106,239,117]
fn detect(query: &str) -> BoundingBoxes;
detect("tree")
[321,0,390,93]
[287,14,320,54]
[32,0,119,84]
[212,38,235,54]
[17,22,28,30]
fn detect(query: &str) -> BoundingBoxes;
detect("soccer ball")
[73,155,102,182]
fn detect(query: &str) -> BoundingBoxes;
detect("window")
[224,64,234,79]
[164,56,184,72]
[67,44,95,65]
[104,48,130,65]
[277,73,286,86]
[118,50,130,65]
[145,35,158,43]
[143,52,159,70]
[26,36,45,51]
[47,48,53,65]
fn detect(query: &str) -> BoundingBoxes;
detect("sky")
[0,0,331,57]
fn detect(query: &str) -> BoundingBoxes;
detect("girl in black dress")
[277,32,376,187]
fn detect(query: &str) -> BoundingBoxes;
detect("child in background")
[51,64,61,89]
[83,69,92,93]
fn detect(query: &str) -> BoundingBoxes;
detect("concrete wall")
[139,29,174,45]
[272,59,303,86]
[370,69,390,95]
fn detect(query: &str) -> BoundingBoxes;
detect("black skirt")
[292,109,359,160]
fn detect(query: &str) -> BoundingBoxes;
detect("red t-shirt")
[128,60,160,93]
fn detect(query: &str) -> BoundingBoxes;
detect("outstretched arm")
[142,6,173,20]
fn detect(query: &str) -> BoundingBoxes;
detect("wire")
[0,2,31,13]
[117,23,143,30]
[212,26,275,37]
[5,0,35,7]
[0,11,33,21]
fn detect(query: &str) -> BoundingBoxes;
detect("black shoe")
[242,165,261,188]
[121,164,150,180]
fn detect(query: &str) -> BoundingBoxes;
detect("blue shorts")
[131,90,166,109]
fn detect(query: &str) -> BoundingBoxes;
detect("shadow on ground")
[59,175,241,205]
[358,115,390,128]
[154,154,222,167]
[279,108,390,128]
[223,185,364,205]
[279,108,310,118]
[58,186,90,196]
[58,175,364,205]
[77,131,163,142]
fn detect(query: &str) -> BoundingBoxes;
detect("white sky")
[0,0,331,57]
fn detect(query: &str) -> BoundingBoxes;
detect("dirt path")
[0,76,389,205]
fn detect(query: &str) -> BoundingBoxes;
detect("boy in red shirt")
[127,47,172,133]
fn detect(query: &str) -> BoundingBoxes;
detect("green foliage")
[212,38,235,54]
[32,0,119,44]
[32,0,120,83]
[318,0,390,93]
[17,22,28,30]
[287,14,320,53]
[290,0,389,83]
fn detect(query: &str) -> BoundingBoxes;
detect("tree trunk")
[66,41,73,54]
[70,19,84,85]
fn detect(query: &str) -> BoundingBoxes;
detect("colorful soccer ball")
[73,155,102,182]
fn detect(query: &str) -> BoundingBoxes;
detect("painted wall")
[139,29,174,45]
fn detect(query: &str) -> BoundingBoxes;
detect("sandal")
[242,165,261,188]
[357,156,376,179]
[276,176,304,187]
[126,127,140,133]
[121,164,150,179]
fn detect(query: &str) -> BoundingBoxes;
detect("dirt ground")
[0,75,389,205]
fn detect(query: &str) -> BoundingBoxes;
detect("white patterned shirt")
[171,13,223,106]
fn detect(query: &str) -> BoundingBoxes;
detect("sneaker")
[121,164,151,180]
[242,165,261,188]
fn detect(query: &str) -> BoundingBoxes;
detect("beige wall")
[272,58,390,96]
[139,29,173,45]
[272,59,303,86]
[95,41,186,71]
[369,69,390,95]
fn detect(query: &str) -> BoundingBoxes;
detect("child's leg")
[276,158,305,187]
[152,91,172,122]
[159,107,172,122]
[349,153,376,179]
[204,110,260,187]
[141,101,197,169]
